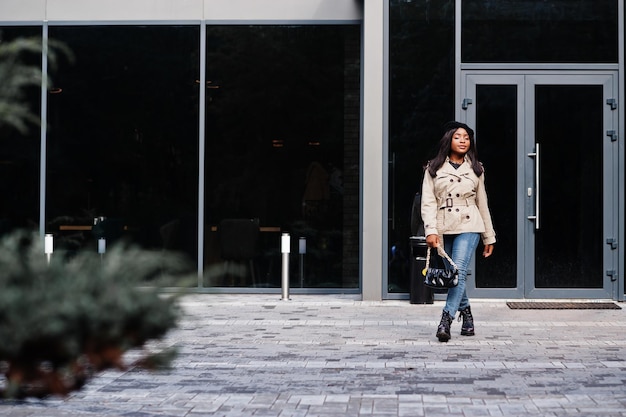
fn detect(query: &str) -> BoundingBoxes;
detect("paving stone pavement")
[1,294,626,417]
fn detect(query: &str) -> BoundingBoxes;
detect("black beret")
[443,121,474,140]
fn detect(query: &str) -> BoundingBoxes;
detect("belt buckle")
[445,197,453,208]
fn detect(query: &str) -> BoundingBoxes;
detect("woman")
[421,121,496,342]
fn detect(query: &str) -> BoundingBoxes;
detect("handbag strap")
[425,246,459,271]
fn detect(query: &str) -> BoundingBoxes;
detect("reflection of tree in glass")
[0,35,72,134]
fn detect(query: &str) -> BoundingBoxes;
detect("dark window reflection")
[203,25,360,289]
[462,0,618,63]
[388,1,455,293]
[534,85,603,288]
[47,26,200,274]
[0,27,42,237]
[474,85,517,288]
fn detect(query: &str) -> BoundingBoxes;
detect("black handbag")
[422,246,459,289]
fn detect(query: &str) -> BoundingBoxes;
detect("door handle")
[527,143,539,229]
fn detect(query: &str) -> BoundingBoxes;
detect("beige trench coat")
[421,157,496,246]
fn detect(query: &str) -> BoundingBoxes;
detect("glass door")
[463,72,617,299]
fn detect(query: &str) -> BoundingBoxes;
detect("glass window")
[0,27,42,237]
[388,0,455,293]
[534,85,603,288]
[203,25,360,289]
[46,26,200,278]
[473,85,517,288]
[462,0,618,63]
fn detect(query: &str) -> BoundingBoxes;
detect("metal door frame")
[462,70,618,299]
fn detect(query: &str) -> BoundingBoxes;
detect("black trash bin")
[409,236,433,304]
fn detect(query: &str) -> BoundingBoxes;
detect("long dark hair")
[426,127,484,178]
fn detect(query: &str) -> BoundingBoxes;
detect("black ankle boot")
[459,306,475,336]
[436,311,453,342]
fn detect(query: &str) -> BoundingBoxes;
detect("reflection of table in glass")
[58,223,133,250]
[59,225,93,231]
[59,225,131,231]
[209,226,280,233]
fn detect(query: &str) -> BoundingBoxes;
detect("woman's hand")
[482,244,494,258]
[425,234,440,248]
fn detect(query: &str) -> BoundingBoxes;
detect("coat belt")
[440,197,476,209]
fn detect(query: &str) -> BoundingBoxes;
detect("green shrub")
[0,231,189,398]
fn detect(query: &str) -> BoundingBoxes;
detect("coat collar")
[438,156,473,176]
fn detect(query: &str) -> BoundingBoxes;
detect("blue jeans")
[442,233,480,317]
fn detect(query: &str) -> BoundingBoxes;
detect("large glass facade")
[32,23,360,290]
[389,0,622,299]
[388,0,455,293]
[46,26,200,276]
[203,25,360,289]
[0,27,42,237]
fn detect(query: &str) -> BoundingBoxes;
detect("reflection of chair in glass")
[218,218,260,286]
[160,219,181,250]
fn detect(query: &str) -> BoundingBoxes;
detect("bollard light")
[44,234,54,254]
[298,237,306,288]
[44,233,53,265]
[281,233,290,300]
[281,233,291,254]
[298,237,306,254]
[98,237,106,254]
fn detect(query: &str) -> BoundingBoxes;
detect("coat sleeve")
[420,171,439,238]
[476,172,496,245]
